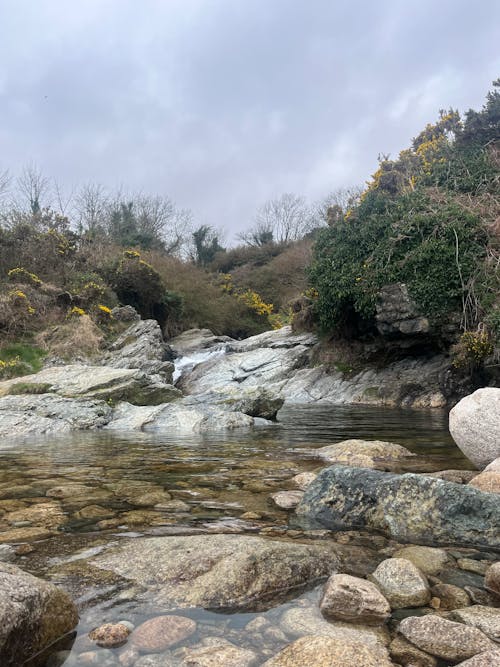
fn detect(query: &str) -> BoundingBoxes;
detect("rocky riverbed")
[0,317,499,666]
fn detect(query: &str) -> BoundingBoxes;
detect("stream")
[0,404,473,666]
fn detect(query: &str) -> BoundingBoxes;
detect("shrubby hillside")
[309,81,499,373]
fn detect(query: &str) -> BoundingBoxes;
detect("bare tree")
[134,194,192,255]
[252,193,312,244]
[53,180,75,217]
[313,186,363,226]
[73,183,109,236]
[0,170,11,214]
[15,164,51,214]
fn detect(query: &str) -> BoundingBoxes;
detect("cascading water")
[172,344,228,384]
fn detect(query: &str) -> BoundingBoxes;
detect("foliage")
[310,82,499,339]
[0,344,46,379]
[192,225,225,266]
[452,330,494,369]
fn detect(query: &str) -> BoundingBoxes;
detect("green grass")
[0,344,47,379]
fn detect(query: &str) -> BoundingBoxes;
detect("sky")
[0,0,499,239]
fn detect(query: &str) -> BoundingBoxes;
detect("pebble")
[88,623,131,648]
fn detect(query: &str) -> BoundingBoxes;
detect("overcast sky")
[1,0,499,239]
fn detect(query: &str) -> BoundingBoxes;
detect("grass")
[9,382,53,395]
[0,343,47,380]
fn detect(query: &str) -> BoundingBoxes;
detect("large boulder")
[376,283,430,337]
[91,534,342,611]
[0,563,78,666]
[0,364,181,406]
[169,328,233,356]
[0,394,112,438]
[449,388,500,468]
[294,465,500,548]
[102,318,175,381]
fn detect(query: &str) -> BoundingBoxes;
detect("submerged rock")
[131,615,196,652]
[294,465,500,548]
[92,534,342,611]
[449,388,500,468]
[262,635,393,667]
[310,439,415,470]
[0,563,78,666]
[89,622,131,648]
[177,637,258,667]
[270,491,303,510]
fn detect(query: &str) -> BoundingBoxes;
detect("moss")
[9,382,53,395]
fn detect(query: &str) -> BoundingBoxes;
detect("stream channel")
[0,404,472,665]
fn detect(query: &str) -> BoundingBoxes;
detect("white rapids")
[172,345,227,384]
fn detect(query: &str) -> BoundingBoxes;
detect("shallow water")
[0,404,473,665]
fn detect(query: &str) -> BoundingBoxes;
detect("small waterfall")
[172,345,227,384]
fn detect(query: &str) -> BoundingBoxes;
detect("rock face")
[0,364,181,406]
[451,605,500,641]
[262,635,394,667]
[376,283,430,337]
[169,328,233,356]
[102,318,175,381]
[449,388,500,468]
[319,573,391,624]
[310,439,415,471]
[92,534,342,611]
[398,615,496,662]
[0,563,78,666]
[0,394,112,437]
[295,465,500,548]
[369,558,430,609]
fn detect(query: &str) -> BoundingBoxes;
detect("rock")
[177,637,258,666]
[485,458,500,472]
[261,635,393,667]
[155,500,190,513]
[290,472,317,490]
[369,558,430,609]
[131,615,196,652]
[0,526,53,543]
[430,583,470,610]
[294,465,500,549]
[426,469,477,484]
[0,545,15,563]
[451,605,500,641]
[5,501,66,530]
[392,546,450,576]
[118,645,140,666]
[457,558,489,575]
[449,388,500,468]
[319,573,390,625]
[389,635,437,667]
[0,394,112,438]
[102,319,174,380]
[469,471,500,494]
[398,615,496,662]
[111,305,140,322]
[270,491,303,510]
[311,439,415,470]
[455,651,500,666]
[92,534,343,611]
[278,354,448,409]
[74,505,115,521]
[88,622,131,648]
[106,400,257,432]
[169,328,233,356]
[376,283,430,337]
[485,562,500,597]
[135,655,177,667]
[279,604,390,648]
[0,562,78,665]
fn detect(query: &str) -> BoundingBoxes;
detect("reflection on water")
[0,404,470,666]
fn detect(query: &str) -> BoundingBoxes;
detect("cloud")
[0,0,498,239]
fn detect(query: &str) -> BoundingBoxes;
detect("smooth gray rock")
[0,563,78,666]
[449,388,500,468]
[0,394,112,437]
[102,318,175,381]
[169,328,233,356]
[295,465,500,548]
[0,364,181,406]
[91,534,342,611]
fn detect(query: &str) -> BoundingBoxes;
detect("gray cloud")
[0,0,499,238]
